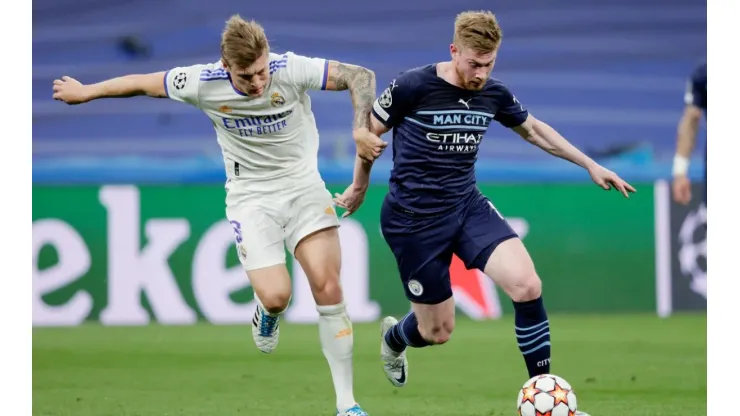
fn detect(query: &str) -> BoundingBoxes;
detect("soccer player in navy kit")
[334,11,634,413]
[672,61,707,205]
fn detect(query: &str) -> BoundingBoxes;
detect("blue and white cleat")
[380,316,409,387]
[251,303,280,354]
[337,404,369,416]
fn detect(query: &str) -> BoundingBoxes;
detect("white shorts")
[224,179,340,271]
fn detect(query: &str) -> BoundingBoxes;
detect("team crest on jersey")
[407,279,424,296]
[173,72,187,90]
[271,92,286,107]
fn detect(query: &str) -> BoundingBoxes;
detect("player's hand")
[672,175,692,205]
[353,128,387,162]
[52,76,91,105]
[333,184,368,218]
[587,163,636,198]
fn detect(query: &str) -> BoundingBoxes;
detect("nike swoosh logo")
[394,366,406,384]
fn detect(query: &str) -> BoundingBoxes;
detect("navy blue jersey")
[685,61,707,112]
[371,64,528,215]
[684,61,707,186]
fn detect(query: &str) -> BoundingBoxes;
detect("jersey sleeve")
[684,63,707,110]
[164,64,204,106]
[285,52,329,91]
[372,72,417,128]
[492,81,529,128]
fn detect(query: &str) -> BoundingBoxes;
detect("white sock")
[317,301,356,411]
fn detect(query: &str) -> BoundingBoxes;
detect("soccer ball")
[517,374,578,416]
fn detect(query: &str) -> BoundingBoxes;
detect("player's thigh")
[456,194,518,271]
[285,185,342,304]
[483,238,541,302]
[226,188,291,309]
[293,227,342,305]
[380,196,457,306]
[456,194,540,301]
[411,297,456,344]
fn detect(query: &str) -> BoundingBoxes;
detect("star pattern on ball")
[521,385,538,405]
[551,382,570,406]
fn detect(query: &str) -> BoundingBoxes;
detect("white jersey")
[164,52,329,191]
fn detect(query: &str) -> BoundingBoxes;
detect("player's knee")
[311,275,343,306]
[420,320,455,345]
[260,290,292,313]
[508,272,542,303]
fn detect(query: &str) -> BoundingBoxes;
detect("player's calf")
[483,238,551,378]
[295,226,360,413]
[384,298,455,353]
[380,299,454,388]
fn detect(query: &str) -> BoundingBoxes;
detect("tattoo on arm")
[327,61,376,130]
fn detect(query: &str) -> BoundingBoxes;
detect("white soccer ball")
[517,374,578,416]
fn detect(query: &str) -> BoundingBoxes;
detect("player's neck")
[436,61,465,89]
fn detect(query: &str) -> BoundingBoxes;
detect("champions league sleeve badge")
[173,72,187,90]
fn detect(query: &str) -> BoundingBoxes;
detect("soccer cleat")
[336,404,369,416]
[380,316,409,387]
[251,304,280,354]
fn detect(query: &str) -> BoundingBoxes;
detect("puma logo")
[458,98,471,109]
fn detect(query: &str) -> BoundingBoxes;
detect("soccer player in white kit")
[52,15,386,416]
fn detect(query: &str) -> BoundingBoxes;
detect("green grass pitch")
[33,314,706,415]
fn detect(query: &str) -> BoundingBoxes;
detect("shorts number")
[229,220,243,243]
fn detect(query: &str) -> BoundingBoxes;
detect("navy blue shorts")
[380,190,518,305]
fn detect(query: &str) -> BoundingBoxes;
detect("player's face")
[451,44,497,90]
[223,51,270,97]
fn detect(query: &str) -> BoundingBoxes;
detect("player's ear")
[449,43,457,59]
[221,58,230,71]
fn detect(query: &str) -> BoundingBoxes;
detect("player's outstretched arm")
[323,61,387,161]
[324,61,375,130]
[513,115,636,198]
[53,72,167,105]
[352,114,392,188]
[674,105,702,170]
[672,63,705,205]
[331,94,391,217]
[672,104,703,204]
[513,115,594,169]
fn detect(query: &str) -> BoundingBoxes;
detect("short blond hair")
[220,15,269,68]
[453,11,503,53]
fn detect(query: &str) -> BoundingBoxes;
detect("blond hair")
[453,11,503,53]
[220,15,269,68]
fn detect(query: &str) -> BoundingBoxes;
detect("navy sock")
[384,312,431,353]
[513,297,551,377]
